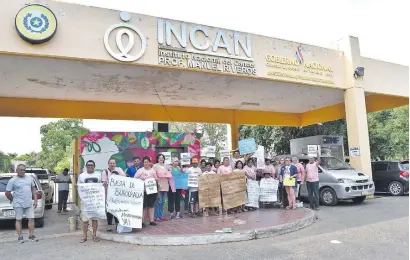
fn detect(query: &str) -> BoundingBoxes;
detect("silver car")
[0,173,46,227]
[298,156,375,206]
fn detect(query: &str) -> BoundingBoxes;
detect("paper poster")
[252,145,265,169]
[238,138,257,155]
[259,179,279,202]
[349,147,360,156]
[180,153,191,165]
[107,175,144,228]
[307,145,319,157]
[162,152,172,164]
[206,146,216,158]
[199,174,222,208]
[188,174,199,187]
[144,178,158,194]
[220,171,247,209]
[245,180,260,208]
[219,150,230,159]
[77,183,106,220]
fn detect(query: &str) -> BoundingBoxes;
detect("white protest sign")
[245,180,260,208]
[206,146,216,158]
[188,174,199,187]
[308,145,319,157]
[162,152,172,164]
[180,153,191,166]
[252,145,265,169]
[77,183,106,219]
[219,150,230,159]
[107,175,144,228]
[144,178,158,194]
[259,179,279,202]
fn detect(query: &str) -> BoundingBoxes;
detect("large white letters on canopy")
[107,175,144,228]
[77,183,106,219]
[259,179,279,202]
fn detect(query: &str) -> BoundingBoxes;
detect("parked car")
[25,168,54,209]
[296,155,375,206]
[371,160,409,196]
[0,173,45,227]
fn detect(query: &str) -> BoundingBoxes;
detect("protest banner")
[307,145,319,157]
[180,152,191,165]
[238,138,257,155]
[259,179,279,202]
[188,174,199,188]
[106,175,144,228]
[220,171,246,209]
[206,146,216,158]
[77,183,106,219]
[219,150,230,159]
[144,178,158,194]
[199,174,222,208]
[245,180,260,208]
[162,152,172,164]
[252,145,265,169]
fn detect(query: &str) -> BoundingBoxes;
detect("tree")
[0,151,12,173]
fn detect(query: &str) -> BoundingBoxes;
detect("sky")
[0,0,408,155]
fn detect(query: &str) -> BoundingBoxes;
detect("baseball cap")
[192,158,199,163]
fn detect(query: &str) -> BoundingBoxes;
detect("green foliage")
[0,151,12,173]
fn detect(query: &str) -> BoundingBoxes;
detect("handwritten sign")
[77,183,106,220]
[107,175,144,228]
[259,179,279,202]
[188,174,199,188]
[245,180,260,208]
[252,145,265,169]
[349,147,360,156]
[180,153,191,166]
[308,145,319,157]
[220,171,246,209]
[219,150,230,159]
[198,174,222,208]
[162,152,172,164]
[238,138,257,155]
[206,146,216,158]
[144,178,158,194]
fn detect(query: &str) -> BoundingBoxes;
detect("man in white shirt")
[55,168,72,213]
[187,158,202,217]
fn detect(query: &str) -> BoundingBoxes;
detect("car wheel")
[35,217,44,228]
[388,181,404,196]
[320,187,338,206]
[352,196,366,204]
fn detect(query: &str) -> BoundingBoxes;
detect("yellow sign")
[15,4,58,44]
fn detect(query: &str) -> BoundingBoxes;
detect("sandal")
[92,236,100,242]
[79,238,87,243]
[286,206,291,210]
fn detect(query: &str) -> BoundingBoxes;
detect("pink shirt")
[293,163,304,181]
[231,157,244,168]
[135,167,158,180]
[153,164,175,192]
[306,162,319,182]
[263,165,275,177]
[217,165,233,174]
[102,167,126,183]
[202,170,216,175]
[244,165,257,179]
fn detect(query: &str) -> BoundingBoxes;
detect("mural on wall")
[80,131,201,172]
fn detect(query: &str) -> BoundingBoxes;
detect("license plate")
[3,210,15,217]
[362,190,370,195]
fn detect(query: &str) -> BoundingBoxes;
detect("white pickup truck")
[25,168,54,210]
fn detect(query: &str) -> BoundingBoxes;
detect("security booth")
[290,135,345,162]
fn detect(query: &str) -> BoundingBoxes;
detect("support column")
[72,138,80,205]
[230,123,239,151]
[341,36,372,177]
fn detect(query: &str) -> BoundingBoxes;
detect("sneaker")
[155,218,162,222]
[149,222,157,226]
[161,217,168,221]
[175,213,181,219]
[18,236,24,244]
[57,210,61,214]
[28,235,38,242]
[169,214,175,220]
[63,209,69,213]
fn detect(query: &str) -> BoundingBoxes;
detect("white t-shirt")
[188,167,202,192]
[77,172,102,184]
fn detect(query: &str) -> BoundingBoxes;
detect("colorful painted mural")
[79,131,201,172]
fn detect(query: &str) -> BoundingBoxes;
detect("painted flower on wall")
[82,132,105,142]
[182,133,195,145]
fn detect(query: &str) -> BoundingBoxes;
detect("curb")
[99,210,316,246]
[0,231,81,244]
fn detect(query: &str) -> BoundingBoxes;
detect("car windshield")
[320,157,353,170]
[0,177,11,192]
[25,170,48,180]
[400,161,409,171]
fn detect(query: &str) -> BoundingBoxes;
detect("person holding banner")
[263,158,275,178]
[153,154,174,222]
[169,157,188,219]
[135,156,158,227]
[188,158,202,217]
[244,158,257,180]
[217,157,233,174]
[233,160,244,172]
[291,156,305,202]
[212,159,221,172]
[200,159,207,173]
[231,150,253,169]
[77,160,103,243]
[280,158,298,210]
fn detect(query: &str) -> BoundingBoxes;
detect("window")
[0,177,11,192]
[374,163,388,171]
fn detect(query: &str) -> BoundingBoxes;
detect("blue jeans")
[307,181,320,208]
[154,191,167,219]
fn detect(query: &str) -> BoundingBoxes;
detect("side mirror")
[318,168,323,173]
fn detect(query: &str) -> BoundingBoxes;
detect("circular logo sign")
[103,23,146,62]
[15,4,58,44]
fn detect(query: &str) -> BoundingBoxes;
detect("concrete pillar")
[341,36,372,176]
[230,123,239,151]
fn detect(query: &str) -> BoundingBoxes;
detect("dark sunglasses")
[86,164,95,167]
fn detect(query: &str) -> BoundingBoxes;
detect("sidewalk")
[98,208,316,246]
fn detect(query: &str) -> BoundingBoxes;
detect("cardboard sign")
[162,152,172,164]
[308,145,319,157]
[188,174,199,188]
[180,153,191,165]
[245,180,260,208]
[252,145,265,169]
[198,174,222,208]
[349,147,360,156]
[77,183,106,220]
[238,138,257,155]
[106,175,144,228]
[206,146,216,158]
[219,150,230,159]
[144,178,158,194]
[259,179,279,202]
[220,171,247,209]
